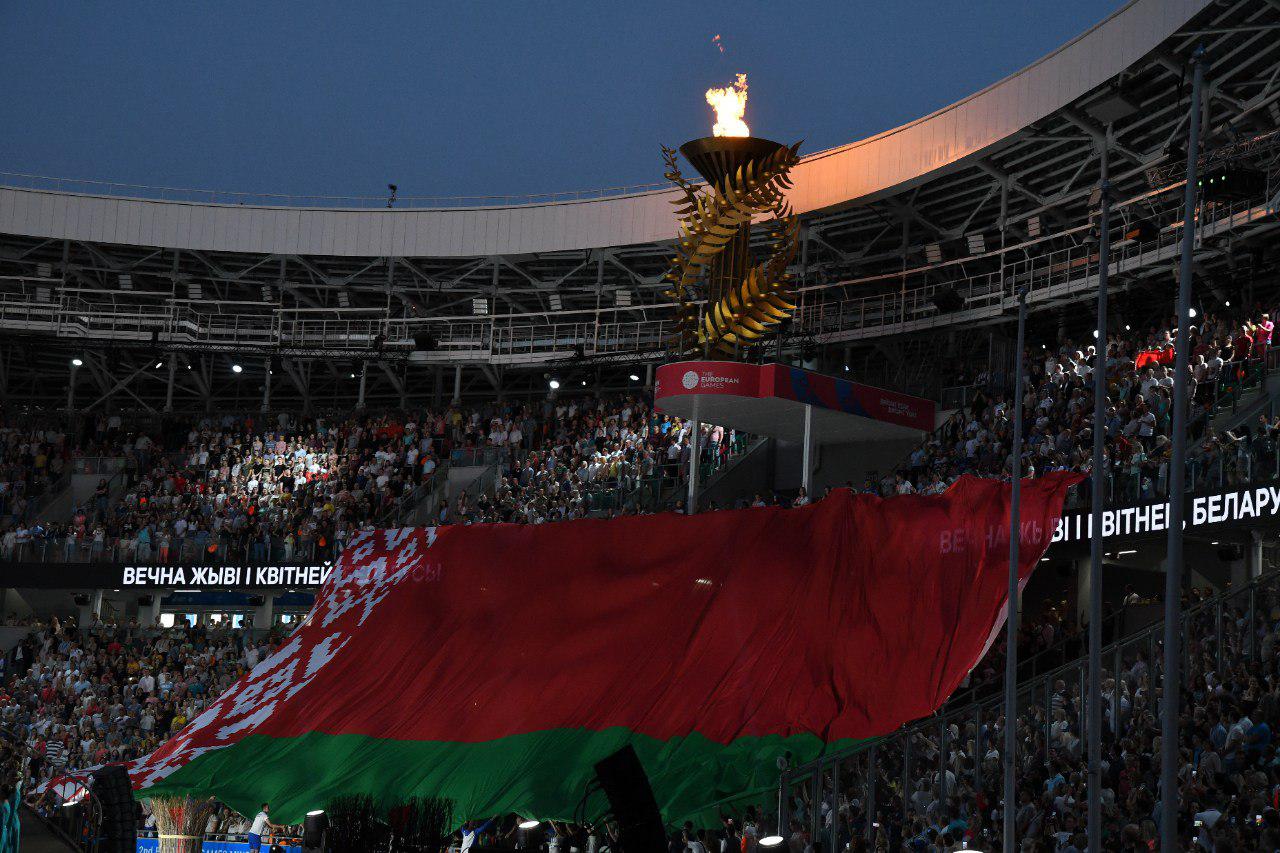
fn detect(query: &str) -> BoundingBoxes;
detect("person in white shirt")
[248,803,273,853]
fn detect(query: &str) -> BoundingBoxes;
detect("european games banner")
[137,840,299,853]
[1051,482,1280,545]
[0,561,332,590]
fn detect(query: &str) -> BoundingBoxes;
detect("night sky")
[1,1,1123,200]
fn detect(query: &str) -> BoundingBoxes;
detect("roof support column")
[261,357,271,414]
[164,358,177,413]
[686,397,701,515]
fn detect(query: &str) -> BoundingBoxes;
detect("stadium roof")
[1,0,1279,410]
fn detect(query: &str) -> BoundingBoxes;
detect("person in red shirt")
[1233,324,1254,364]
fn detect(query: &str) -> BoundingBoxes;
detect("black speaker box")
[593,745,666,853]
[91,765,137,853]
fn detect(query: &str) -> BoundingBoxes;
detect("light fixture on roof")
[71,358,83,367]
[118,274,133,291]
[924,243,943,264]
[306,810,325,817]
[518,819,540,830]
[1224,300,1231,307]
[615,290,632,308]
[231,364,243,374]
[1026,215,1042,238]
[472,298,490,316]
[581,380,587,386]
[966,233,987,255]
[337,290,350,309]
[155,361,164,369]
[548,379,560,390]
[1125,324,1132,331]
[548,293,562,312]
[629,373,640,382]
[1189,307,1198,319]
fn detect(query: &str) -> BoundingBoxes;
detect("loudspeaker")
[303,810,329,850]
[931,286,964,313]
[593,745,665,853]
[91,765,137,853]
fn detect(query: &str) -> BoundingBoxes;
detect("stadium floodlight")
[518,819,540,830]
[629,373,640,382]
[71,358,83,367]
[472,298,490,316]
[548,293,562,312]
[966,232,986,255]
[232,364,243,374]
[548,379,560,390]
[759,836,783,847]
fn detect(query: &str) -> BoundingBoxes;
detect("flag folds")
[110,474,1077,825]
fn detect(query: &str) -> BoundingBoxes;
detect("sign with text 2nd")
[0,561,332,590]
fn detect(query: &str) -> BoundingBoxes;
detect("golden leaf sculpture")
[662,141,802,356]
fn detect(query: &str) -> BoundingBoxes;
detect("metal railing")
[0,191,1271,363]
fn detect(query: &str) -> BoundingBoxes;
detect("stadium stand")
[4,0,1280,850]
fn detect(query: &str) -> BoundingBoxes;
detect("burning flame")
[705,73,749,137]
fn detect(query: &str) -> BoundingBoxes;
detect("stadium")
[3,0,1280,849]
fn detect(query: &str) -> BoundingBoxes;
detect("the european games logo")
[682,370,700,390]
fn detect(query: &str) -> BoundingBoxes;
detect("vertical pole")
[1114,645,1123,736]
[1002,287,1028,853]
[1162,45,1204,853]
[828,757,840,853]
[939,718,949,826]
[164,358,177,413]
[866,747,877,846]
[687,397,701,514]
[644,362,654,390]
[67,361,78,415]
[778,772,790,843]
[975,703,983,798]
[260,357,271,414]
[902,736,911,828]
[802,404,813,496]
[356,361,368,409]
[452,364,462,405]
[810,766,821,843]
[1087,134,1111,853]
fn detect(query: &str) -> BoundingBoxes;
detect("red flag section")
[76,473,1079,824]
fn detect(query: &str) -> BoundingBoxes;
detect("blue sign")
[137,840,300,853]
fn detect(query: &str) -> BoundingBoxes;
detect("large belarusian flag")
[87,475,1075,824]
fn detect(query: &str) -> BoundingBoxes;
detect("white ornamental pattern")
[49,527,439,793]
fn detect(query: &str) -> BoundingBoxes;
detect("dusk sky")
[1,1,1123,200]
